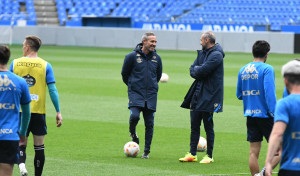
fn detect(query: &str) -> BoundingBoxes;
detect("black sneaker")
[130,133,139,144]
[141,152,149,159]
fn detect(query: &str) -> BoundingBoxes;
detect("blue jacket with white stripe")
[121,43,162,112]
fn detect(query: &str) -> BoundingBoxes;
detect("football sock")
[34,144,45,176]
[19,145,27,164]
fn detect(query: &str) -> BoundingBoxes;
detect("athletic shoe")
[179,153,197,162]
[260,167,266,176]
[254,167,265,176]
[199,154,214,164]
[141,152,149,159]
[130,133,139,144]
[19,163,28,176]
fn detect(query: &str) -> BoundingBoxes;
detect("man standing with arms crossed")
[265,59,300,176]
[179,31,225,164]
[10,36,63,176]
[121,32,162,159]
[0,45,31,176]
[236,40,281,176]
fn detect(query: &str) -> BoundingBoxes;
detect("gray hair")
[203,31,216,44]
[141,32,156,42]
[282,59,300,76]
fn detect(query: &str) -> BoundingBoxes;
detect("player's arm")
[121,54,134,85]
[264,67,276,117]
[20,103,31,144]
[48,83,62,127]
[265,100,288,176]
[46,63,62,127]
[236,71,243,100]
[48,83,60,112]
[190,52,223,80]
[20,103,31,136]
[156,57,162,82]
[265,121,286,176]
[19,80,31,143]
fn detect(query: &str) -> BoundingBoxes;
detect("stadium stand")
[176,0,300,30]
[1,0,300,29]
[0,0,26,25]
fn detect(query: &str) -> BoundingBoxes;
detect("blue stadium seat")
[28,12,36,21]
[76,7,85,15]
[45,0,300,26]
[68,7,76,15]
[65,1,73,9]
[1,15,11,21]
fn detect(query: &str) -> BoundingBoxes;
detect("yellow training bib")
[13,57,47,114]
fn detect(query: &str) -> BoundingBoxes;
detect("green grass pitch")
[8,45,300,176]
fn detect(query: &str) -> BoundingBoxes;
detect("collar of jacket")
[198,43,218,53]
[134,43,156,58]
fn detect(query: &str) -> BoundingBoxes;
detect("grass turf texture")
[8,45,300,176]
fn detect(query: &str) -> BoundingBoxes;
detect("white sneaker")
[19,163,28,176]
[254,166,266,176]
[260,167,266,176]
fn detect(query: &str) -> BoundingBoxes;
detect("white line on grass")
[189,172,278,176]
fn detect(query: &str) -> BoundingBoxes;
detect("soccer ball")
[197,136,207,152]
[160,73,169,82]
[124,142,140,157]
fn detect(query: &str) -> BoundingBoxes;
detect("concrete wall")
[0,26,295,54]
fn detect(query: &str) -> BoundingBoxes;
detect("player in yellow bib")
[10,36,62,176]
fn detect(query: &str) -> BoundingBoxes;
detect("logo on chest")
[136,57,143,63]
[151,55,157,62]
[23,74,36,87]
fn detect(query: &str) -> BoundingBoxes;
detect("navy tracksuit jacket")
[121,43,162,111]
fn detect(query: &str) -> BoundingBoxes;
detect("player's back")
[240,61,273,88]
[237,62,276,118]
[11,57,48,114]
[276,94,300,171]
[0,71,29,140]
[280,94,300,142]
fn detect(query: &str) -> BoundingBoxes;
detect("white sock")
[19,163,26,169]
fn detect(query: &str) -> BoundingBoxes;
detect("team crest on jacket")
[22,74,36,87]
[152,56,156,59]
[137,57,142,63]
[214,103,219,109]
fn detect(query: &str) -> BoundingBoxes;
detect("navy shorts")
[0,140,19,164]
[21,113,47,137]
[246,116,274,142]
[279,169,300,176]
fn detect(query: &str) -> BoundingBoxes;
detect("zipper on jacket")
[145,56,148,102]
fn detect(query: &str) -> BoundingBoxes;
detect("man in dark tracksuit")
[179,31,225,164]
[121,32,162,159]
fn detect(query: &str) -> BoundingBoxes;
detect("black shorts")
[279,169,300,176]
[20,113,47,137]
[247,116,274,142]
[0,140,19,164]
